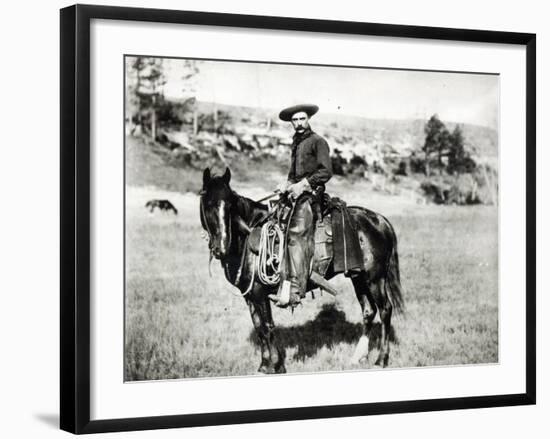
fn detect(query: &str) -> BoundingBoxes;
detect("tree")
[127,57,201,141]
[409,150,426,174]
[172,59,200,133]
[126,57,146,134]
[126,57,167,140]
[447,125,466,174]
[331,149,346,175]
[139,58,166,140]
[422,114,450,176]
[447,125,476,174]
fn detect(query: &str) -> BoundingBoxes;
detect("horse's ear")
[222,167,231,185]
[202,168,211,188]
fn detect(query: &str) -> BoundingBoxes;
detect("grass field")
[124,183,498,381]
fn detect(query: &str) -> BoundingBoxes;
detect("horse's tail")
[386,240,405,315]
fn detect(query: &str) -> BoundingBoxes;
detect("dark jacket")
[288,128,333,188]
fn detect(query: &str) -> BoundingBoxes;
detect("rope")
[233,264,256,297]
[200,192,292,298]
[256,221,285,286]
[227,220,285,298]
[199,197,215,277]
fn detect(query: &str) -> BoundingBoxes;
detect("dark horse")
[200,167,404,373]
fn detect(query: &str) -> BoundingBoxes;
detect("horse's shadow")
[249,303,397,361]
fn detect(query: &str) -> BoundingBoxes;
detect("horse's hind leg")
[350,272,377,365]
[373,279,392,367]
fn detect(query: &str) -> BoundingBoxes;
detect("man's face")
[291,111,310,134]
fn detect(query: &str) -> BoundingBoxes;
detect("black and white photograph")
[124,56,499,380]
[0,0,544,436]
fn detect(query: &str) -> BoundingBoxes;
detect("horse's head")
[200,167,236,259]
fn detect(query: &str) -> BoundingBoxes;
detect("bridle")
[200,188,255,246]
[199,193,211,239]
[200,189,266,296]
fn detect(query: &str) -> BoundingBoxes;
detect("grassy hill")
[126,135,204,193]
[127,99,498,205]
[197,101,498,158]
[126,134,288,194]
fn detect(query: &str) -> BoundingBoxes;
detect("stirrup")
[274,293,302,309]
[268,280,291,306]
[268,280,303,308]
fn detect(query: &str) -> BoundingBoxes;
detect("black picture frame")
[60,4,536,434]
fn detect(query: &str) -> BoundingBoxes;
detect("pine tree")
[179,60,200,134]
[140,58,166,140]
[447,125,466,174]
[126,57,147,134]
[127,57,199,137]
[423,114,450,176]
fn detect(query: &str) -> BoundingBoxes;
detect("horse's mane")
[232,190,268,227]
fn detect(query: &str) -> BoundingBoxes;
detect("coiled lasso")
[256,221,285,287]
[235,220,285,297]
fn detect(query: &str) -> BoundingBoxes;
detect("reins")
[199,196,215,277]
[234,195,295,297]
[200,191,260,297]
[200,190,293,298]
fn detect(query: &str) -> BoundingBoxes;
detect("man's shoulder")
[309,131,328,145]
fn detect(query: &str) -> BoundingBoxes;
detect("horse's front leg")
[263,296,286,373]
[246,292,286,374]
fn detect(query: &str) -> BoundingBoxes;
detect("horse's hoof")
[275,364,287,374]
[258,364,276,374]
[351,335,370,365]
[350,354,368,366]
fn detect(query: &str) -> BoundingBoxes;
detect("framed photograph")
[60,4,536,434]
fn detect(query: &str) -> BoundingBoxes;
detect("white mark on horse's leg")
[350,335,370,365]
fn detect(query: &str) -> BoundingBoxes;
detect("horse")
[199,167,404,373]
[145,199,178,215]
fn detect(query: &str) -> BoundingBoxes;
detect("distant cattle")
[145,199,178,215]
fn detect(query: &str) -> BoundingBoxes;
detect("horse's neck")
[234,193,268,226]
[221,193,267,286]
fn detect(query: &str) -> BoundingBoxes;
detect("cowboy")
[274,104,332,307]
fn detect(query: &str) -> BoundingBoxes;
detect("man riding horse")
[199,106,404,367]
[273,104,332,308]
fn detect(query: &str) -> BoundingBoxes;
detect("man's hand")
[277,181,291,193]
[287,179,311,199]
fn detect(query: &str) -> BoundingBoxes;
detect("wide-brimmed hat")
[278,104,319,122]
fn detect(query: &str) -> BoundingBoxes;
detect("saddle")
[247,194,365,280]
[313,196,365,277]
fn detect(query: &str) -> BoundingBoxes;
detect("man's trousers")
[282,195,315,297]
